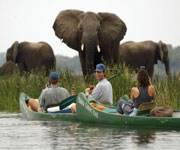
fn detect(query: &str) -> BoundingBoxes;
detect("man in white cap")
[27,72,70,112]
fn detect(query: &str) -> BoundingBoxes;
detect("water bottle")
[130,108,137,116]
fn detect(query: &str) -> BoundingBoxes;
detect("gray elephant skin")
[6,41,56,74]
[118,40,170,78]
[53,9,127,77]
[0,61,19,75]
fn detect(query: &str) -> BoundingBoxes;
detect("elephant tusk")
[81,44,84,51]
[97,45,100,53]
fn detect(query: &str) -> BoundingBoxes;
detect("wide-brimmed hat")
[95,63,106,72]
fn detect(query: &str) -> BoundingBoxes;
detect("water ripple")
[0,112,180,150]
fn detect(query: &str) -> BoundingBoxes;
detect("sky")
[0,0,180,57]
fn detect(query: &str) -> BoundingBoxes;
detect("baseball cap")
[95,63,106,72]
[49,72,58,80]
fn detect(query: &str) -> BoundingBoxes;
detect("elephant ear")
[98,12,127,45]
[158,41,164,61]
[53,9,84,50]
[12,41,19,62]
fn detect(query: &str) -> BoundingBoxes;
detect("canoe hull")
[20,92,78,121]
[20,92,180,129]
[76,93,180,129]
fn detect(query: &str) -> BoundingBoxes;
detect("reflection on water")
[0,111,180,150]
[132,129,156,145]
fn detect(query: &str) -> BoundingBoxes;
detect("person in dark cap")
[28,72,70,112]
[71,63,113,113]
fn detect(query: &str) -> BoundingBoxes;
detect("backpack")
[150,106,173,117]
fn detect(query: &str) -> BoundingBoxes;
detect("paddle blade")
[59,95,78,110]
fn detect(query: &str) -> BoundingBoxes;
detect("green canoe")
[76,92,180,129]
[20,92,78,121]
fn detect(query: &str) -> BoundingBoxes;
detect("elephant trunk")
[85,44,95,74]
[82,31,101,75]
[165,59,170,76]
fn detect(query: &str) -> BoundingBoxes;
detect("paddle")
[59,73,120,110]
[108,72,120,81]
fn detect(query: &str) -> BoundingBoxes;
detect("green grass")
[0,66,180,111]
[153,74,180,109]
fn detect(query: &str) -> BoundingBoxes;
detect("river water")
[0,111,180,150]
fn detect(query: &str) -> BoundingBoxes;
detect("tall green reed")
[0,69,86,111]
[153,74,180,109]
[0,66,179,111]
[0,72,47,111]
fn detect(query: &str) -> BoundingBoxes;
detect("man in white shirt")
[71,63,113,113]
[85,63,113,105]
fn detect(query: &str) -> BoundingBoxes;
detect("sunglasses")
[140,66,146,70]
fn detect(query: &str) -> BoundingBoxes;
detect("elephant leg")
[146,64,154,79]
[103,43,119,67]
[42,62,51,76]
[18,63,25,74]
[112,43,119,65]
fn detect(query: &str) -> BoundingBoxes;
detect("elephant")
[6,41,56,75]
[53,9,127,77]
[118,40,170,78]
[0,61,19,75]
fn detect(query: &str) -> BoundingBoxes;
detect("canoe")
[76,92,180,129]
[19,92,78,121]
